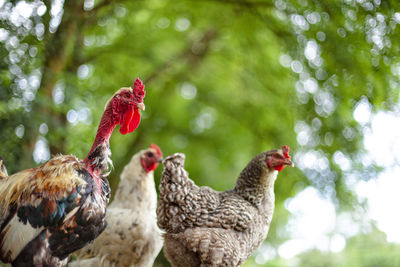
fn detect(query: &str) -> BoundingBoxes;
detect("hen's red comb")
[132,78,145,103]
[150,144,163,157]
[282,145,290,159]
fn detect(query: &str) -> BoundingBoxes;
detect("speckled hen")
[157,146,294,267]
[0,79,145,267]
[72,144,164,267]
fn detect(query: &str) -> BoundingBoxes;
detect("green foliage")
[0,0,399,265]
[242,228,400,267]
[295,229,400,267]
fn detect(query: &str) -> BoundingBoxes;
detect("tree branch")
[185,0,274,8]
[85,0,136,25]
[144,28,218,84]
[90,0,114,13]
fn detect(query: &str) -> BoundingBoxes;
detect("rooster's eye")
[147,152,154,158]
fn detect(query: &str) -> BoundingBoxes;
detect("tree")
[0,0,399,265]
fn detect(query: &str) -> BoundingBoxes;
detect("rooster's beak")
[137,103,145,111]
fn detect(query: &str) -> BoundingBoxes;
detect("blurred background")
[1,0,400,266]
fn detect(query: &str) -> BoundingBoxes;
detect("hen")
[0,156,7,178]
[72,144,164,267]
[0,78,145,267]
[157,146,294,267]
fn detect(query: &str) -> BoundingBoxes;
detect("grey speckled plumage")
[71,146,163,267]
[157,148,293,267]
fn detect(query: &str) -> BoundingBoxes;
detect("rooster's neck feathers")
[85,143,113,177]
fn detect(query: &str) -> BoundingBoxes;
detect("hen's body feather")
[72,147,163,267]
[0,156,7,178]
[157,152,282,267]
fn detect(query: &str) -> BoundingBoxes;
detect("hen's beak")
[137,102,145,111]
[284,158,294,167]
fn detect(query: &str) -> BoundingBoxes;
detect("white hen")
[71,144,163,267]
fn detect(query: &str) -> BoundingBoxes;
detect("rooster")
[157,146,294,267]
[71,144,164,267]
[0,78,146,267]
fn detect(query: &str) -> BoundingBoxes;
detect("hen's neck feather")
[110,152,157,211]
[233,153,277,208]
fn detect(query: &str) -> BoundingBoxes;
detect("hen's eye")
[147,152,154,157]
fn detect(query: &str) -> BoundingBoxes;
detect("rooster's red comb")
[132,78,145,103]
[282,145,290,159]
[150,144,163,157]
